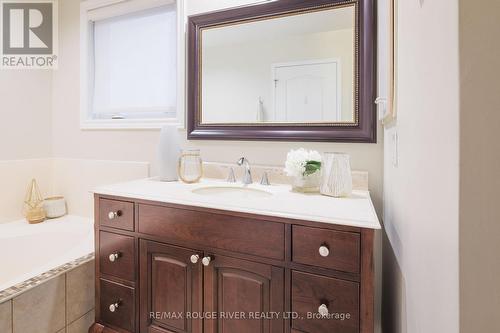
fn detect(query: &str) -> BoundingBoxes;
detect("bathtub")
[0,215,94,293]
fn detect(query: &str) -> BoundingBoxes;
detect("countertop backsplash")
[202,161,369,191]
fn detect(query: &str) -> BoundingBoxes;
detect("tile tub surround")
[0,260,95,333]
[0,216,94,295]
[0,253,94,304]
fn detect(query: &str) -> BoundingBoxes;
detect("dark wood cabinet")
[99,231,136,282]
[90,197,374,333]
[99,279,136,332]
[291,271,359,333]
[139,240,202,333]
[203,254,284,333]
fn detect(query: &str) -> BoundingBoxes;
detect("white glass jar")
[320,152,352,197]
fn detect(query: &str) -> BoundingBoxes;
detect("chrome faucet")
[237,157,253,185]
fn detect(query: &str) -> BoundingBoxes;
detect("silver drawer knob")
[202,256,212,266]
[190,254,200,264]
[108,253,120,262]
[108,211,118,220]
[318,303,329,317]
[319,245,330,257]
[109,302,120,312]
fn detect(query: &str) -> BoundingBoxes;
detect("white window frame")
[80,0,185,130]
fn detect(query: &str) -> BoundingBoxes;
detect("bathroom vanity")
[89,178,380,333]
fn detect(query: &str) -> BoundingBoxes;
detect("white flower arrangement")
[284,148,322,178]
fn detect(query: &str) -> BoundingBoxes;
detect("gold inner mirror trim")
[197,0,359,127]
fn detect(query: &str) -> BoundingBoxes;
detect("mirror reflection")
[200,5,356,125]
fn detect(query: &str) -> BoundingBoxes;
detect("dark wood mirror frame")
[187,0,376,143]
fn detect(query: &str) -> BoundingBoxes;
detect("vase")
[178,149,203,183]
[292,171,321,193]
[158,125,181,182]
[320,152,353,197]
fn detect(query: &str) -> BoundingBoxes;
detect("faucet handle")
[226,167,236,183]
[260,171,270,186]
[237,157,247,166]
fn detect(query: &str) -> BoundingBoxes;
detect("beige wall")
[381,0,460,332]
[0,71,52,160]
[52,0,384,216]
[459,0,500,331]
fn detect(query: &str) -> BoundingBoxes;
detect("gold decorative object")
[178,149,203,183]
[24,179,46,224]
[383,0,398,124]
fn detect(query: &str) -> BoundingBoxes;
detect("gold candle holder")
[24,179,46,224]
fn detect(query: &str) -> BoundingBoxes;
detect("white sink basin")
[192,186,273,199]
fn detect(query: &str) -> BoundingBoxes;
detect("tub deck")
[0,215,94,301]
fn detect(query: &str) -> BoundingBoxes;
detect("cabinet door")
[140,240,202,333]
[203,254,284,333]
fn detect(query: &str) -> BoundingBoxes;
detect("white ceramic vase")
[158,125,181,182]
[320,152,353,197]
[43,196,67,218]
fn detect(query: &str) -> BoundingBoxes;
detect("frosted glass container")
[320,152,353,197]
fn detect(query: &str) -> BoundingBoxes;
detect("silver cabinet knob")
[202,256,212,266]
[108,253,120,262]
[318,303,329,317]
[319,245,330,257]
[109,302,120,312]
[190,254,200,264]
[108,211,118,220]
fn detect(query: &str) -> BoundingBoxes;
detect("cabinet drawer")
[291,271,359,333]
[99,198,134,231]
[100,279,136,332]
[138,204,285,260]
[99,231,136,281]
[292,225,360,273]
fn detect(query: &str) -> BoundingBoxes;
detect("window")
[81,0,184,129]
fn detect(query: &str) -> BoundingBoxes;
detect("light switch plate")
[392,131,399,167]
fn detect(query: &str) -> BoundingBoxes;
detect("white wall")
[0,71,52,160]
[52,0,384,217]
[0,62,53,222]
[381,0,460,332]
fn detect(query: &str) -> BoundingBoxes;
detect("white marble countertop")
[93,178,381,229]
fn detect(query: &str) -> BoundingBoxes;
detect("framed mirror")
[188,0,376,142]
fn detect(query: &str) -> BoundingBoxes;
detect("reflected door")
[274,60,340,122]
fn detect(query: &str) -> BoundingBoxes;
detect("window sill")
[80,119,183,130]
